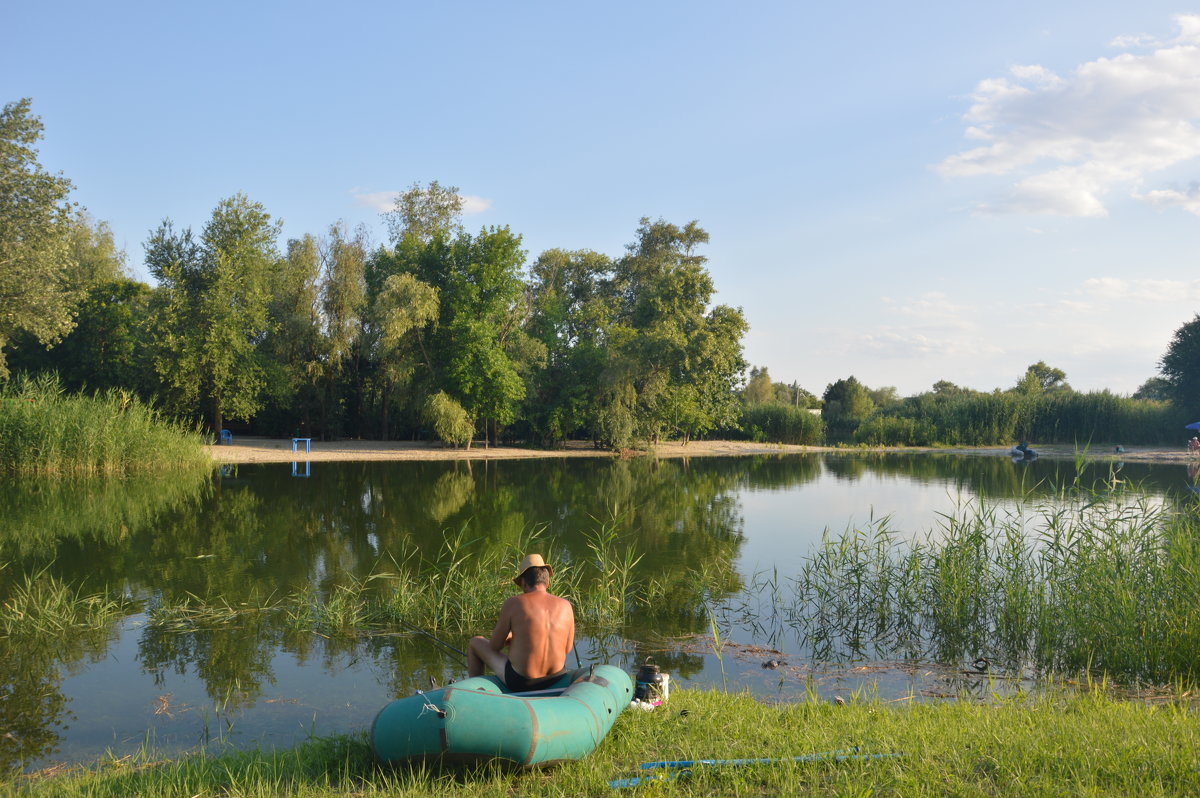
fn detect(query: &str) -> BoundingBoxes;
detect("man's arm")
[563,601,575,656]
[487,597,515,652]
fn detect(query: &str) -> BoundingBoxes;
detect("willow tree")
[258,233,322,434]
[146,195,281,432]
[0,98,78,378]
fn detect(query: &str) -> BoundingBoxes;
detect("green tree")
[319,222,369,436]
[435,227,530,443]
[257,233,322,434]
[373,272,439,437]
[602,218,747,446]
[743,366,774,405]
[384,180,463,245]
[0,98,78,377]
[1160,315,1200,413]
[932,379,970,397]
[822,376,875,442]
[146,195,281,432]
[423,390,474,447]
[1013,361,1070,394]
[5,211,154,393]
[1133,376,1171,402]
[524,248,616,444]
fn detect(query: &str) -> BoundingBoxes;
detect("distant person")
[1189,437,1200,453]
[468,554,575,692]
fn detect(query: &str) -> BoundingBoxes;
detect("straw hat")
[513,553,553,585]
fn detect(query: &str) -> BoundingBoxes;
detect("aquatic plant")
[764,490,1200,684]
[0,373,212,475]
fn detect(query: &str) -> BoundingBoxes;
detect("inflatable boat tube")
[371,664,633,767]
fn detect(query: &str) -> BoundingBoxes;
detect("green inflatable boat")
[371,664,633,767]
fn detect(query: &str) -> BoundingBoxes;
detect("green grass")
[0,373,212,476]
[13,687,1200,796]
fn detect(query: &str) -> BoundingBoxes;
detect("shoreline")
[207,437,1200,465]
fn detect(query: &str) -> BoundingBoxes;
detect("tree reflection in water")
[1,453,1188,771]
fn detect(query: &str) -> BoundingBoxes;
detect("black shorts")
[504,661,568,692]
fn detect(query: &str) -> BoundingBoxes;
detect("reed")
[143,519,658,644]
[0,564,128,639]
[853,390,1183,447]
[0,373,212,475]
[770,490,1200,684]
[732,404,825,445]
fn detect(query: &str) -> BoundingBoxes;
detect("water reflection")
[0,453,1192,772]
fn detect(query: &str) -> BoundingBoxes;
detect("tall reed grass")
[731,404,825,445]
[150,520,659,641]
[768,489,1200,684]
[852,390,1183,447]
[0,373,212,475]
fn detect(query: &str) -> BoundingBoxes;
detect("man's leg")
[468,635,508,678]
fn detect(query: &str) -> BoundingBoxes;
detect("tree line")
[2,100,747,447]
[4,97,1196,450]
[732,361,1187,448]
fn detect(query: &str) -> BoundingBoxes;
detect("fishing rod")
[393,617,468,662]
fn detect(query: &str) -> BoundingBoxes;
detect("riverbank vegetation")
[724,485,1200,684]
[0,374,211,475]
[15,687,1200,796]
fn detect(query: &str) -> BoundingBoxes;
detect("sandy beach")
[207,437,1197,465]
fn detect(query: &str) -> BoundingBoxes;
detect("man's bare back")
[467,557,575,689]
[494,590,574,679]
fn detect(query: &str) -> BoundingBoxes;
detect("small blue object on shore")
[291,437,311,454]
[219,429,233,445]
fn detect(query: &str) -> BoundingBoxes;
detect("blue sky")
[6,1,1200,396]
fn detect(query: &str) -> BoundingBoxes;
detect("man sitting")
[467,554,575,692]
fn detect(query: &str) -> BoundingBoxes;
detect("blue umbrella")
[1187,422,1200,430]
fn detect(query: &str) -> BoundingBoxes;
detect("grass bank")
[0,373,211,475]
[16,687,1199,796]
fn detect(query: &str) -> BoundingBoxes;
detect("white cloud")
[1136,181,1200,214]
[460,195,493,214]
[353,190,400,213]
[856,329,997,359]
[939,14,1200,216]
[893,292,974,322]
[1081,276,1200,302]
[352,190,493,215]
[1109,33,1158,49]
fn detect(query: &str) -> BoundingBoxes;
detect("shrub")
[737,404,824,445]
[422,391,474,447]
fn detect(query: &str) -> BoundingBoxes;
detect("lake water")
[1,452,1192,772]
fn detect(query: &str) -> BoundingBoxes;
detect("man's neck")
[522,584,549,594]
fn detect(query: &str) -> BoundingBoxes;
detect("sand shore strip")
[207,437,1197,465]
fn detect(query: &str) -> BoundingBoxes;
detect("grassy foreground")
[14,687,1199,797]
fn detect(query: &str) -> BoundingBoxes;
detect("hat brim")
[513,564,553,585]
